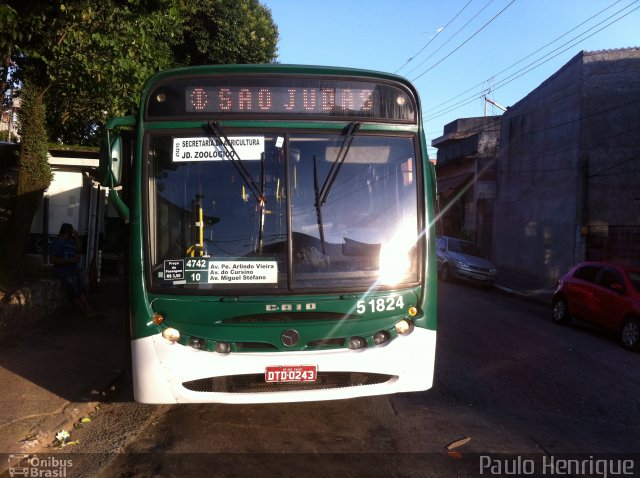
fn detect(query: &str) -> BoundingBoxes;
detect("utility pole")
[484,96,507,116]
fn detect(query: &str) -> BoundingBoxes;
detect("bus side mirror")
[99,116,135,221]
[99,134,123,187]
[99,115,135,187]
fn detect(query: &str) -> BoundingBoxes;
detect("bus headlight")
[162,327,181,343]
[215,341,231,354]
[395,320,414,336]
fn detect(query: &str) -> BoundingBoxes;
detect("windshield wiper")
[313,155,326,254]
[208,120,264,205]
[313,121,360,254]
[207,120,267,252]
[316,122,360,208]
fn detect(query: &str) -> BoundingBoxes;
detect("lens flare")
[379,222,417,285]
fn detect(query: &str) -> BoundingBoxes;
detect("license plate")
[265,365,317,383]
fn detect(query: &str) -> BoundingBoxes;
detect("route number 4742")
[356,296,405,314]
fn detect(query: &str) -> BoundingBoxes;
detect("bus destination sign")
[186,85,378,115]
[147,77,415,121]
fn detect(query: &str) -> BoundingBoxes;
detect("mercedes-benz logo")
[281,329,300,347]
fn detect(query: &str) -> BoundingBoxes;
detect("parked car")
[552,261,640,351]
[436,236,498,285]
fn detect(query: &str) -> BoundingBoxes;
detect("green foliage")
[43,2,182,144]
[0,129,17,142]
[1,0,279,146]
[0,3,19,54]
[0,3,19,109]
[18,1,182,145]
[0,83,51,269]
[16,84,52,193]
[175,0,279,66]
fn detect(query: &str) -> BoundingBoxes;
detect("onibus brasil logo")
[8,454,73,477]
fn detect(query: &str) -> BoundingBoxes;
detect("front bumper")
[131,328,436,404]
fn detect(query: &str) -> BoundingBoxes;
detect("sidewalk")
[494,268,556,306]
[0,276,126,470]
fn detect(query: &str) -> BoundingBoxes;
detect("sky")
[261,0,640,157]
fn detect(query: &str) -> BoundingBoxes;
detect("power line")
[485,3,640,86]
[425,0,632,114]
[405,0,497,77]
[412,0,518,82]
[395,0,475,74]
[423,3,640,122]
[422,0,640,122]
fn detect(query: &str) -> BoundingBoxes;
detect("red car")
[552,261,640,351]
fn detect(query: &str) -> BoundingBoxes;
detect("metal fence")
[587,225,640,266]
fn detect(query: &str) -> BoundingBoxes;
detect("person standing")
[49,223,97,318]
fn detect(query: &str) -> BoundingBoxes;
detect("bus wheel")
[551,297,570,325]
[620,318,640,351]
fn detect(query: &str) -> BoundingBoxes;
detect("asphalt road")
[36,281,640,478]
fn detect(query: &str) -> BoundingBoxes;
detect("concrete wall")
[492,53,584,285]
[492,48,640,286]
[581,50,640,228]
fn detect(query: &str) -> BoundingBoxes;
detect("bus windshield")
[147,131,420,291]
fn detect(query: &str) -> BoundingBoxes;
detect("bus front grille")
[182,372,395,393]
[223,312,359,323]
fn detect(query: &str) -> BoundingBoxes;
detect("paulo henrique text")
[479,455,635,477]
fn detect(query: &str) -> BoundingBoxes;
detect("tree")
[3,0,183,145]
[0,4,15,90]
[0,3,19,133]
[175,0,279,66]
[0,0,279,146]
[1,83,52,269]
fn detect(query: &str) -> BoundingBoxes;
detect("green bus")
[100,64,437,403]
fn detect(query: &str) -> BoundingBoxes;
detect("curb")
[49,367,126,443]
[494,284,554,307]
[0,368,125,476]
